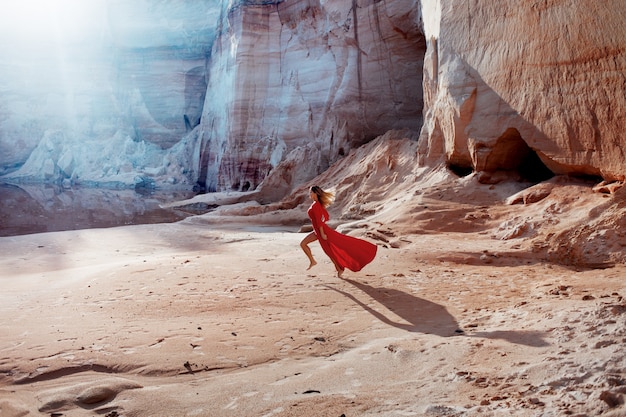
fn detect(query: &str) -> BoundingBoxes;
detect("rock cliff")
[195,0,424,192]
[0,0,425,192]
[0,0,218,185]
[420,0,626,182]
[0,0,625,194]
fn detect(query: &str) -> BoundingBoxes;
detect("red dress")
[307,201,377,272]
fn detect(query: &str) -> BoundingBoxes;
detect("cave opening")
[485,128,554,183]
[518,151,555,183]
[447,163,473,177]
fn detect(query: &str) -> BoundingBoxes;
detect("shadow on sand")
[328,277,549,347]
[326,278,462,337]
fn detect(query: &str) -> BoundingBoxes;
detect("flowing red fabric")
[307,201,377,272]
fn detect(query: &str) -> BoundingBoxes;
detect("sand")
[1,207,625,416]
[1,141,626,416]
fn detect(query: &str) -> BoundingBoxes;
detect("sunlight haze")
[0,0,108,50]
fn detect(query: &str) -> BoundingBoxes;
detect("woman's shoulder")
[309,201,326,212]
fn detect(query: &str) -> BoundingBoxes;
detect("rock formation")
[419,0,626,182]
[195,0,425,192]
[0,0,218,185]
[0,0,425,192]
[0,0,625,195]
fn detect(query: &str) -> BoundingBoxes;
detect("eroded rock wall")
[3,0,624,193]
[420,0,626,181]
[196,0,425,192]
[0,0,217,185]
[1,0,424,191]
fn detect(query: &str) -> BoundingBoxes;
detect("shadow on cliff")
[327,278,548,347]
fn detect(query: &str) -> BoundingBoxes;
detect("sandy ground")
[1,136,626,416]
[1,210,625,416]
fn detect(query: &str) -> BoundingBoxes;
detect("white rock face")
[420,0,626,181]
[1,0,625,194]
[0,0,219,184]
[196,0,425,191]
[0,0,424,191]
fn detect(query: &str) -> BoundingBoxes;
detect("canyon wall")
[0,1,218,186]
[196,0,425,192]
[420,0,626,182]
[1,0,625,194]
[0,0,425,192]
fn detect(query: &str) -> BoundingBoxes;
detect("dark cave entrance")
[482,128,554,183]
[447,128,555,183]
[447,163,474,178]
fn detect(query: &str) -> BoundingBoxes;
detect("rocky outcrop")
[1,0,425,191]
[420,0,626,182]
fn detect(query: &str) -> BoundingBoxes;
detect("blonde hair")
[311,185,335,207]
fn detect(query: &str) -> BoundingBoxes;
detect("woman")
[300,185,377,277]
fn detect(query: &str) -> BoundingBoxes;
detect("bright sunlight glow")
[0,0,107,49]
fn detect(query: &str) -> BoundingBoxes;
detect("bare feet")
[307,260,317,270]
[336,268,344,278]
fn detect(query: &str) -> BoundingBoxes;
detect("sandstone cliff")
[195,0,424,192]
[0,0,425,192]
[1,0,624,195]
[0,0,217,185]
[420,0,626,182]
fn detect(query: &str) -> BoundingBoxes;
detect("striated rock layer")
[0,0,425,191]
[196,0,425,192]
[1,0,625,194]
[420,0,626,182]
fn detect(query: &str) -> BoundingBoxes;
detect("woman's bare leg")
[336,266,344,278]
[323,253,344,277]
[300,232,318,270]
[332,261,345,278]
